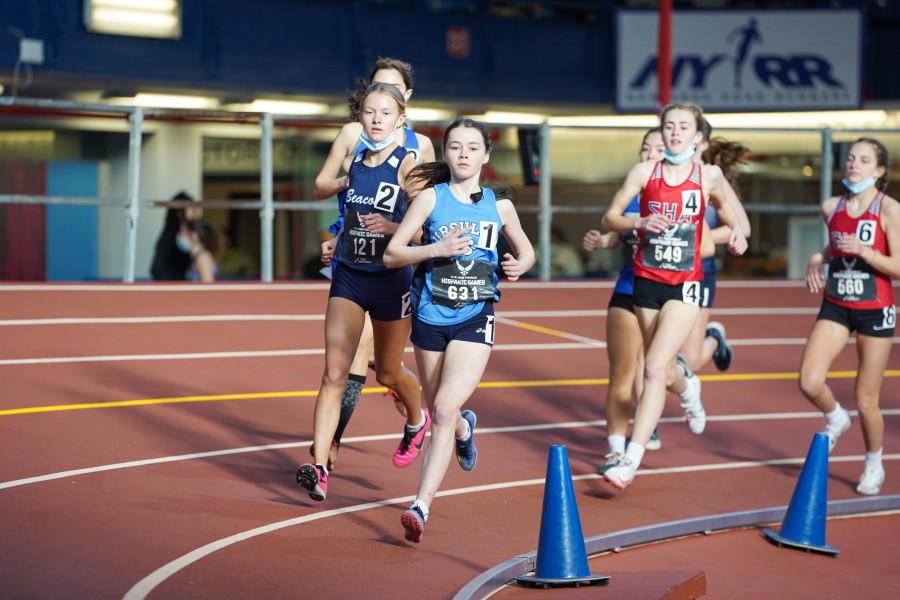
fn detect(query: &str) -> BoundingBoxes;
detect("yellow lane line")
[2,370,898,416]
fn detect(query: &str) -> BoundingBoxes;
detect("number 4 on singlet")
[682,281,701,306]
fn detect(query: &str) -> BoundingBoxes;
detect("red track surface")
[1,280,898,599]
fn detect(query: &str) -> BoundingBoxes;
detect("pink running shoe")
[393,409,431,468]
[296,463,328,501]
[401,505,426,543]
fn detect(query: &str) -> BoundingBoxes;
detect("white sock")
[624,443,646,468]
[865,448,883,471]
[316,463,329,476]
[412,499,429,520]
[406,409,427,433]
[608,434,626,456]
[678,375,696,401]
[457,415,471,441]
[825,403,846,423]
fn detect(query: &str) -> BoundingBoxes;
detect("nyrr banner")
[615,9,862,113]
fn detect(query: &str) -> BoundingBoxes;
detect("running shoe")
[706,322,734,371]
[680,375,706,434]
[823,408,852,453]
[646,428,662,451]
[393,409,431,468]
[675,352,693,378]
[296,463,328,501]
[603,456,637,489]
[401,504,427,543]
[596,452,623,475]
[456,410,478,471]
[308,440,340,472]
[856,465,885,496]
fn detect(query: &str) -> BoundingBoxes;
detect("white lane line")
[121,451,900,600]
[0,349,326,366]
[0,307,821,326]
[0,315,325,326]
[5,410,898,491]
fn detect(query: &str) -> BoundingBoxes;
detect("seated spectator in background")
[150,191,200,280]
[217,227,257,279]
[182,220,219,283]
[548,227,586,277]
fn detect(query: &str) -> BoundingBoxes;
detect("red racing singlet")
[634,161,705,285]
[825,192,894,310]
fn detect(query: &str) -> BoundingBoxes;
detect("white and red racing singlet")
[825,192,894,310]
[634,161,705,285]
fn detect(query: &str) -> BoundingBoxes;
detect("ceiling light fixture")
[237,99,331,115]
[104,93,218,109]
[84,0,181,39]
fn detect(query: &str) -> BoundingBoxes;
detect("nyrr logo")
[629,18,845,92]
[616,9,861,111]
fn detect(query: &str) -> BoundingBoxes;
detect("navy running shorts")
[411,305,496,351]
[329,263,412,321]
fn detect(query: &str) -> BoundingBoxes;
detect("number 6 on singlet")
[681,281,701,306]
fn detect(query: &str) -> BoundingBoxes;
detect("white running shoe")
[823,409,852,453]
[596,452,623,476]
[675,353,692,378]
[679,374,706,434]
[856,465,885,496]
[645,428,662,451]
[603,456,637,489]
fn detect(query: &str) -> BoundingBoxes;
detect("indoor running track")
[1,280,898,599]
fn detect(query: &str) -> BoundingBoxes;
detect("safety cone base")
[763,528,839,556]
[515,573,611,588]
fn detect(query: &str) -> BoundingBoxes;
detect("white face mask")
[359,130,397,152]
[842,176,878,195]
[661,144,697,165]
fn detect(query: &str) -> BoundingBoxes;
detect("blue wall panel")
[46,161,98,281]
[0,1,893,106]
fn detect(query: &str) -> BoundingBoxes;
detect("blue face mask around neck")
[842,176,877,195]
[661,144,697,165]
[359,129,397,152]
[176,234,191,253]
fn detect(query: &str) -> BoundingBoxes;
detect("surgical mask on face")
[842,176,878,195]
[661,144,697,165]
[176,234,192,253]
[359,129,397,152]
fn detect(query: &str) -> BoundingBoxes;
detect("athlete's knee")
[373,365,405,389]
[642,358,668,387]
[430,402,459,428]
[322,365,349,389]
[798,370,826,399]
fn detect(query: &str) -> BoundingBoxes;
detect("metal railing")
[1,96,898,282]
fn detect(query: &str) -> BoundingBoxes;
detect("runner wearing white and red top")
[801,137,900,496]
[600,102,747,490]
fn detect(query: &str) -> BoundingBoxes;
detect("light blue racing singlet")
[411,183,503,326]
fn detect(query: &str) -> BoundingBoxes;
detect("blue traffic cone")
[763,432,839,555]
[516,445,610,588]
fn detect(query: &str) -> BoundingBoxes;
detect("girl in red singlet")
[599,103,748,490]
[801,137,900,496]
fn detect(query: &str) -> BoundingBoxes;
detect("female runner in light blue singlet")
[384,118,535,544]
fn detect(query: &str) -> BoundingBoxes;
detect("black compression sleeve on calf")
[333,373,366,443]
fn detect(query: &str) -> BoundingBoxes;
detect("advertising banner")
[616,9,862,112]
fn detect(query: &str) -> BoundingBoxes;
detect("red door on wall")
[0,161,47,281]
